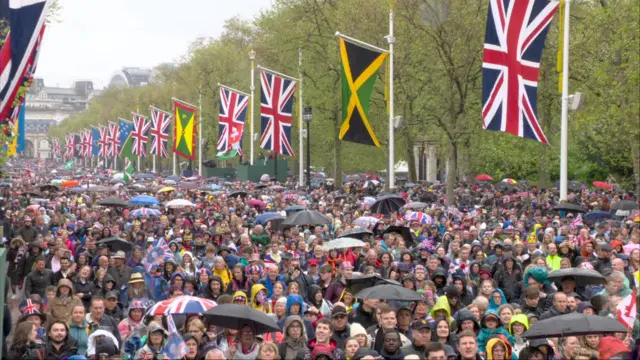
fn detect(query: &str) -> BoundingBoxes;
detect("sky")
[36,0,270,89]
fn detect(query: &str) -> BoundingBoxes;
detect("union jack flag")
[97,126,108,157]
[569,214,583,232]
[481,0,558,144]
[52,137,60,157]
[107,122,119,157]
[259,70,296,157]
[217,87,248,153]
[150,107,171,158]
[82,129,92,157]
[132,113,151,157]
[142,239,174,272]
[64,134,75,158]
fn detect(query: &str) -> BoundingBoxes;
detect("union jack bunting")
[107,122,120,157]
[481,0,558,144]
[132,113,151,157]
[217,87,248,153]
[259,70,296,157]
[97,126,108,157]
[150,107,171,158]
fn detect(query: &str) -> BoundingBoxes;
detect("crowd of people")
[1,160,639,360]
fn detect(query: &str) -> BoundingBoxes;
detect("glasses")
[333,315,347,320]
[241,331,254,335]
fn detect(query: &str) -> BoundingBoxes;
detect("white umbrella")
[323,237,365,250]
[165,199,195,208]
[112,173,124,180]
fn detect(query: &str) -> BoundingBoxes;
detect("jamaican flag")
[338,37,388,147]
[172,98,197,160]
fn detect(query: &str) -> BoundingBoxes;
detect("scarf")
[234,342,260,360]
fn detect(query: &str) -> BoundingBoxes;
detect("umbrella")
[21,191,41,197]
[129,195,160,206]
[129,187,155,193]
[134,173,155,179]
[203,304,280,335]
[165,179,177,185]
[584,210,613,222]
[26,204,40,212]
[255,212,282,225]
[178,182,199,190]
[166,175,180,181]
[96,237,132,252]
[87,185,112,193]
[229,191,247,198]
[248,199,266,208]
[158,187,176,193]
[165,199,195,208]
[270,185,284,191]
[346,274,403,295]
[553,203,586,213]
[284,205,307,215]
[592,181,613,191]
[129,208,162,217]
[146,295,217,316]
[355,284,423,301]
[363,180,380,188]
[371,194,406,215]
[353,216,380,228]
[98,198,130,207]
[403,211,433,224]
[323,237,365,250]
[61,180,79,187]
[547,268,606,285]
[255,183,268,189]
[39,184,60,193]
[501,178,517,184]
[109,179,125,185]
[524,313,628,339]
[338,228,373,240]
[282,210,331,226]
[383,225,414,246]
[554,180,583,191]
[475,174,493,181]
[69,187,86,193]
[403,202,429,210]
[610,200,638,212]
[205,176,219,182]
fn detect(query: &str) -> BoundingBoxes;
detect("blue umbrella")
[255,212,282,225]
[130,208,162,217]
[135,173,155,179]
[69,187,86,193]
[207,184,223,191]
[584,210,613,222]
[371,194,406,215]
[129,195,160,206]
[166,175,180,181]
[285,205,307,215]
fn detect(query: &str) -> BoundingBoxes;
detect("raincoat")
[250,283,271,313]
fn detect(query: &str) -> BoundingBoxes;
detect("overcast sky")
[36,0,269,89]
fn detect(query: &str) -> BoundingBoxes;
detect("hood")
[308,338,338,356]
[284,315,307,339]
[599,336,629,359]
[169,272,185,285]
[56,278,75,296]
[481,309,501,328]
[209,275,223,287]
[308,284,322,304]
[489,288,507,310]
[102,273,116,287]
[430,295,452,319]
[286,294,305,316]
[432,267,447,279]
[456,309,479,333]
[232,290,248,305]
[250,283,267,305]
[486,336,513,360]
[10,237,25,247]
[508,314,529,335]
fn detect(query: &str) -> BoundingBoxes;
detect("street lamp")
[303,106,312,187]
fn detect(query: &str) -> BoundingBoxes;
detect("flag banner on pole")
[259,70,296,156]
[172,98,197,160]
[217,86,248,154]
[83,129,93,157]
[107,122,119,158]
[52,137,60,157]
[0,0,50,127]
[73,133,82,158]
[216,148,239,159]
[132,112,151,157]
[63,135,70,159]
[481,0,558,144]
[91,127,101,157]
[64,160,73,170]
[337,37,387,148]
[119,119,136,183]
[616,291,637,331]
[16,104,26,153]
[118,119,133,156]
[97,126,108,157]
[150,106,171,158]
[163,315,188,360]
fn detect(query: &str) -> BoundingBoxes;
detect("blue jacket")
[478,310,515,354]
[259,275,284,298]
[488,288,507,311]
[68,320,90,356]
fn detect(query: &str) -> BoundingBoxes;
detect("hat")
[411,319,431,330]
[350,322,367,337]
[112,250,126,259]
[105,291,119,300]
[148,324,167,336]
[331,306,347,318]
[352,348,380,360]
[128,273,145,284]
[444,344,457,358]
[600,243,613,252]
[307,259,319,267]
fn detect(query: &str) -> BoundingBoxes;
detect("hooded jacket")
[486,336,513,360]
[307,339,345,360]
[452,275,474,306]
[278,294,315,340]
[488,288,507,311]
[48,278,83,323]
[430,295,454,326]
[308,284,333,318]
[279,315,309,360]
[493,255,522,302]
[68,319,90,356]
[259,273,284,298]
[508,314,529,357]
[212,262,233,290]
[232,290,248,305]
[203,275,224,301]
[250,283,271,313]
[455,309,480,335]
[599,336,630,360]
[477,310,514,354]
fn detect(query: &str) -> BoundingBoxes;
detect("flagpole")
[173,153,177,176]
[153,155,156,173]
[298,48,304,187]
[198,87,203,177]
[249,49,256,165]
[387,1,395,189]
[559,0,570,201]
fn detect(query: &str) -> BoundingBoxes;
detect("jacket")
[307,339,345,360]
[331,323,351,351]
[279,295,315,340]
[477,310,514,354]
[47,279,84,323]
[400,344,426,359]
[212,266,233,291]
[324,277,346,304]
[539,305,568,321]
[279,315,309,360]
[24,268,54,298]
[508,314,530,357]
[259,274,284,298]
[493,255,522,302]
[73,277,95,309]
[250,283,271,313]
[107,265,132,289]
[86,313,122,348]
[488,288,507,312]
[68,320,90,356]
[30,336,78,360]
[348,301,377,329]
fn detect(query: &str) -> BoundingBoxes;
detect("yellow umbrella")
[158,186,176,193]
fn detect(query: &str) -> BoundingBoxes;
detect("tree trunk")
[446,143,457,206]
[333,107,343,188]
[406,130,417,183]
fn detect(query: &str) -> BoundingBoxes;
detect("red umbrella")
[61,180,79,187]
[475,174,493,181]
[248,199,266,208]
[592,181,613,191]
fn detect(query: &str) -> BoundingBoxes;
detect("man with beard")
[35,321,78,359]
[51,256,76,285]
[16,216,38,243]
[107,251,132,289]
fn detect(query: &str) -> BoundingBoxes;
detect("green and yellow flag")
[172,98,197,160]
[338,37,388,147]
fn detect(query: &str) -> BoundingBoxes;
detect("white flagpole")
[298,48,304,187]
[198,87,203,176]
[559,0,571,201]
[249,50,256,165]
[153,155,156,173]
[173,153,177,176]
[387,3,395,190]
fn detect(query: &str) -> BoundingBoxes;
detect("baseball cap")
[105,291,119,300]
[307,259,319,267]
[411,319,431,330]
[331,306,347,318]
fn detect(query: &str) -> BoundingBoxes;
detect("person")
[103,291,123,322]
[226,324,260,359]
[68,305,90,356]
[35,321,78,360]
[24,256,53,298]
[486,336,513,360]
[348,298,378,330]
[401,319,431,359]
[539,292,568,320]
[380,329,405,360]
[369,304,411,353]
[477,310,514,355]
[344,337,360,359]
[508,314,529,357]
[307,318,345,360]
[457,330,483,360]
[424,342,447,360]
[135,323,167,359]
[258,341,280,360]
[47,278,83,323]
[86,297,121,347]
[17,216,38,243]
[350,322,370,349]
[107,250,132,289]
[7,321,39,360]
[183,333,200,360]
[203,347,226,360]
[117,300,146,341]
[278,315,309,360]
[330,306,351,350]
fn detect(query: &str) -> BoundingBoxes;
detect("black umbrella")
[282,210,331,226]
[229,191,248,198]
[96,237,132,252]
[524,313,628,339]
[338,228,373,240]
[610,200,638,212]
[333,194,348,201]
[554,180,583,192]
[553,203,586,213]
[203,304,280,335]
[584,210,613,222]
[284,205,307,215]
[178,182,199,190]
[355,284,423,301]
[255,184,268,189]
[547,268,606,285]
[39,184,60,193]
[371,194,406,215]
[21,191,41,197]
[382,225,415,246]
[347,274,402,295]
[98,197,130,208]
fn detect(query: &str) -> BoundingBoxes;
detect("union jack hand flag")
[150,107,171,158]
[107,122,120,157]
[259,70,296,157]
[132,113,151,157]
[481,0,558,144]
[218,87,248,153]
[97,126,108,157]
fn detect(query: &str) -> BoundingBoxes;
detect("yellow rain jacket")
[250,284,271,313]
[430,295,454,326]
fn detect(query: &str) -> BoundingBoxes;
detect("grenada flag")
[172,98,197,160]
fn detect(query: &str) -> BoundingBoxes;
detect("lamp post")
[303,106,312,187]
[249,49,256,165]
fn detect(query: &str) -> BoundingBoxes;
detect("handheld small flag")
[163,315,188,360]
